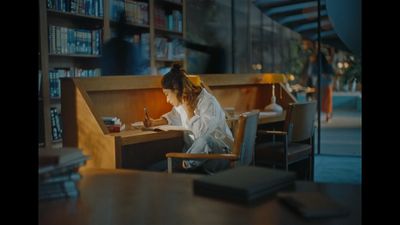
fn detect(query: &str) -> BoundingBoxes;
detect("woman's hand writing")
[143,114,153,128]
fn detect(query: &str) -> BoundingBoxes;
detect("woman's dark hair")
[161,63,202,108]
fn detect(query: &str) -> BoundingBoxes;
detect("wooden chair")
[254,102,317,180]
[165,111,260,174]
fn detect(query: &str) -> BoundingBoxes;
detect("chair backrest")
[284,101,317,143]
[231,111,260,166]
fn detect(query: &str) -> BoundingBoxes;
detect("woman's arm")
[144,108,168,127]
[187,98,220,139]
[161,107,183,126]
[144,117,168,127]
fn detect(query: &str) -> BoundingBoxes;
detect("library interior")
[38,0,362,224]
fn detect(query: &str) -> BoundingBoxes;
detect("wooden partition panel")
[207,85,268,112]
[62,79,117,169]
[199,74,296,113]
[87,89,172,126]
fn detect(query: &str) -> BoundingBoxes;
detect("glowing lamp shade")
[261,74,287,114]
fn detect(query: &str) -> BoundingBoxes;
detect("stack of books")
[102,116,125,132]
[38,147,88,201]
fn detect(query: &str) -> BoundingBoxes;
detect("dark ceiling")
[253,0,355,53]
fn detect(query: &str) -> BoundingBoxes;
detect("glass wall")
[186,0,361,184]
[185,0,304,75]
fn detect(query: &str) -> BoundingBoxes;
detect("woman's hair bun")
[172,63,181,71]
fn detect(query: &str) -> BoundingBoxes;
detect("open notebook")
[131,121,188,132]
[142,125,188,132]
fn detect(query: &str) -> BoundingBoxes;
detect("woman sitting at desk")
[144,64,233,173]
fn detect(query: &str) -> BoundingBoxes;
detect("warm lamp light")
[286,74,295,81]
[187,75,202,86]
[261,74,287,114]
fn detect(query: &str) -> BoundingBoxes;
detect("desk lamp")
[262,74,287,114]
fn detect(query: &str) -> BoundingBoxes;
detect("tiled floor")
[314,155,361,184]
[316,109,361,156]
[313,109,362,184]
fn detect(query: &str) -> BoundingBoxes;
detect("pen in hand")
[144,107,151,127]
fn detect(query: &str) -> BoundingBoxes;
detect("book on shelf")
[125,0,149,25]
[47,0,103,17]
[193,166,296,204]
[50,107,62,140]
[38,70,42,96]
[48,25,102,55]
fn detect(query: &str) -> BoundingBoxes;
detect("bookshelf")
[39,0,186,148]
[151,0,186,74]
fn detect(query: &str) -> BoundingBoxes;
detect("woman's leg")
[321,85,333,121]
[147,158,184,172]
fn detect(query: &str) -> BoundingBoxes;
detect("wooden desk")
[226,111,286,133]
[61,74,295,169]
[38,168,361,225]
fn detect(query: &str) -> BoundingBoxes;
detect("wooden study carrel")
[61,74,296,169]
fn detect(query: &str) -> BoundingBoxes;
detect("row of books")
[110,0,149,25]
[49,67,101,98]
[48,25,102,55]
[38,70,42,97]
[50,107,62,141]
[154,7,182,32]
[47,0,104,17]
[39,147,88,201]
[102,116,125,133]
[125,0,149,25]
[155,37,184,60]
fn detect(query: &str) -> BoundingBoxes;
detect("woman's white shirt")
[162,88,234,156]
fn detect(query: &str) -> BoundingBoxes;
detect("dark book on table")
[193,166,296,203]
[277,192,350,218]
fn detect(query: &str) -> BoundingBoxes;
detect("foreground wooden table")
[39,168,361,225]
